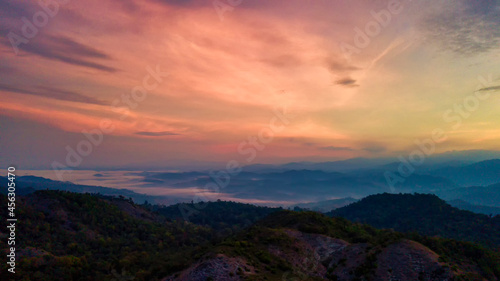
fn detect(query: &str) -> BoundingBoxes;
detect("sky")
[1,0,500,171]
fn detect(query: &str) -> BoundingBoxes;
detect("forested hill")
[168,210,500,280]
[329,193,500,249]
[151,200,280,235]
[1,191,499,280]
[0,191,214,281]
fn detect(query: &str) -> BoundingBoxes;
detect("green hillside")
[329,193,500,249]
[1,191,499,281]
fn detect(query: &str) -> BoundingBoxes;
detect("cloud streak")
[135,131,180,136]
[0,34,117,72]
[335,77,359,87]
[319,146,354,151]
[421,0,500,55]
[21,35,117,72]
[478,85,500,92]
[0,84,106,105]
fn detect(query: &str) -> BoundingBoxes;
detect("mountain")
[243,158,391,173]
[153,201,280,236]
[166,211,500,280]
[428,150,500,166]
[12,157,500,206]
[0,190,213,281]
[140,168,459,202]
[241,152,500,174]
[434,182,500,207]
[430,159,500,186]
[356,170,458,193]
[448,199,500,216]
[0,175,162,204]
[291,197,359,212]
[138,169,387,202]
[329,193,500,249]
[2,191,499,280]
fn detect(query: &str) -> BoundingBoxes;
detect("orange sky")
[0,0,499,169]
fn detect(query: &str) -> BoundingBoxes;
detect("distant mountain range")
[447,199,500,216]
[0,175,162,204]
[291,197,358,212]
[139,159,500,202]
[241,150,500,173]
[434,182,500,207]
[243,157,391,172]
[428,159,500,186]
[6,158,500,208]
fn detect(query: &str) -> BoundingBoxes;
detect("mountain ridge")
[330,193,500,249]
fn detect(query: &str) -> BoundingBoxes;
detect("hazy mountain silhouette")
[430,159,500,186]
[435,182,500,207]
[0,175,160,204]
[448,199,500,216]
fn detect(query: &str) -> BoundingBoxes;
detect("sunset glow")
[1,0,499,169]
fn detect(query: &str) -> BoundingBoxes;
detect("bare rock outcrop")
[162,254,255,281]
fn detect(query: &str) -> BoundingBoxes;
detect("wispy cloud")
[421,0,500,55]
[478,85,500,92]
[0,1,114,73]
[0,34,117,72]
[24,35,116,72]
[335,77,359,87]
[319,146,354,151]
[135,131,180,136]
[0,84,106,105]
